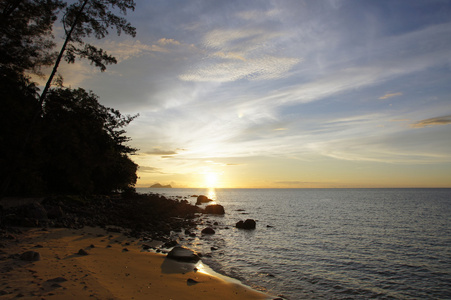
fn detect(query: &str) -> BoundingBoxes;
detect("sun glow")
[205,172,218,188]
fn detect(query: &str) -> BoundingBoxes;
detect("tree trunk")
[38,0,89,106]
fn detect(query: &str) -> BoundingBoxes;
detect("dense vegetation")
[0,0,138,196]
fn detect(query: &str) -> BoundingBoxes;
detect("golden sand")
[0,226,270,299]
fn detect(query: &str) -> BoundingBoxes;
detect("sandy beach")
[0,226,270,300]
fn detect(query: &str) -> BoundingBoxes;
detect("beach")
[0,226,270,300]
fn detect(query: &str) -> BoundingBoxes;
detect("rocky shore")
[0,193,272,299]
[1,193,203,243]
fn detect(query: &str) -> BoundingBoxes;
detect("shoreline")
[0,226,272,299]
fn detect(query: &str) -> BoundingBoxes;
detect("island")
[150,183,172,188]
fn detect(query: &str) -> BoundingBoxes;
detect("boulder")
[22,202,47,220]
[196,195,212,205]
[204,204,225,215]
[235,220,244,228]
[236,219,256,230]
[167,246,200,262]
[201,227,215,234]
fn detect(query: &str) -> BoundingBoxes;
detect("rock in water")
[167,246,200,262]
[20,251,40,261]
[196,195,212,205]
[243,219,256,229]
[204,204,225,214]
[201,227,215,234]
[236,219,256,229]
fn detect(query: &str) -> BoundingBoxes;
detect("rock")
[46,205,64,219]
[77,249,89,256]
[236,219,256,229]
[22,202,48,220]
[201,227,215,234]
[20,251,40,261]
[187,278,199,285]
[167,246,200,262]
[162,240,178,248]
[196,195,212,205]
[47,277,67,283]
[204,204,225,215]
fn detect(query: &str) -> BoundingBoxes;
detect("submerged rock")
[167,246,200,262]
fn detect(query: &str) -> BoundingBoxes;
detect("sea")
[136,188,451,299]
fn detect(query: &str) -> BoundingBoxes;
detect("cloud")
[141,148,178,156]
[379,92,402,100]
[179,56,301,82]
[179,27,301,82]
[235,9,281,21]
[410,115,451,128]
[138,166,163,173]
[100,38,187,62]
[157,38,181,46]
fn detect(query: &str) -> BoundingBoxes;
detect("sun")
[205,172,218,188]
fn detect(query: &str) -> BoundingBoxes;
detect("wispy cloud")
[379,92,402,100]
[410,115,451,128]
[179,28,301,82]
[138,166,163,173]
[141,148,179,156]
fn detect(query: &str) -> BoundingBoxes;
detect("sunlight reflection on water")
[207,188,217,201]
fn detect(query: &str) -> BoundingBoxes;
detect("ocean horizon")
[137,188,451,299]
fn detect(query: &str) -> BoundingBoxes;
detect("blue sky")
[52,0,451,188]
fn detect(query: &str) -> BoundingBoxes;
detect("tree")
[39,0,136,106]
[41,88,138,194]
[0,0,138,196]
[0,0,65,75]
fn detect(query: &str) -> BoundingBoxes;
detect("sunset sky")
[48,0,451,188]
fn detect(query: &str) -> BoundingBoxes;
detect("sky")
[49,0,451,188]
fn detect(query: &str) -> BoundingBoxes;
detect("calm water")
[137,188,451,299]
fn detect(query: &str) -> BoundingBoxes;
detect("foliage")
[0,71,46,195]
[0,0,65,74]
[62,0,136,71]
[42,88,138,194]
[0,0,139,196]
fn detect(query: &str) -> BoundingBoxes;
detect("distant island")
[150,183,172,188]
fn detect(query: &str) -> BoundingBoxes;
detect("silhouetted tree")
[0,0,65,75]
[0,0,138,196]
[0,70,46,195]
[41,88,138,194]
[39,0,136,105]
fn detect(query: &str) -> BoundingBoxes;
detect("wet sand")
[0,226,270,299]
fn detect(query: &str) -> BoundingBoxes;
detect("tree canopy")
[0,0,139,196]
